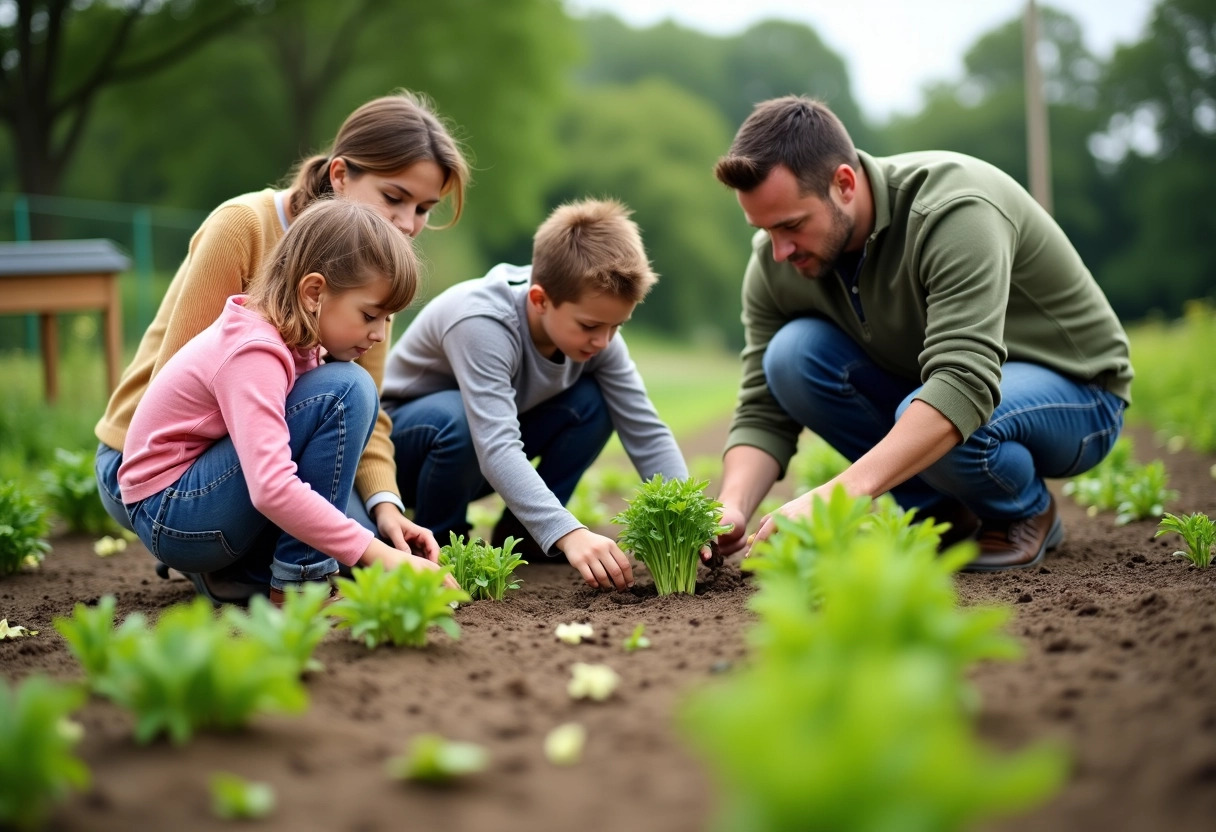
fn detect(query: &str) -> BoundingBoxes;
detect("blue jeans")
[104,362,380,589]
[764,317,1126,520]
[385,376,614,539]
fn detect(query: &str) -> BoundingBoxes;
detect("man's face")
[737,164,855,279]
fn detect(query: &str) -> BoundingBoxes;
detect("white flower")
[543,722,587,766]
[567,663,620,701]
[93,535,128,557]
[0,619,37,639]
[554,621,594,645]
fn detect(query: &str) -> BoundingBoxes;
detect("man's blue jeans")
[385,376,614,540]
[763,317,1126,521]
[99,362,379,590]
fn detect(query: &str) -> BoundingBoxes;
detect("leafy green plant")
[613,475,729,595]
[210,772,276,820]
[622,623,651,652]
[387,734,488,783]
[56,596,307,744]
[224,582,334,674]
[329,561,469,648]
[53,595,129,679]
[438,533,527,601]
[40,447,120,535]
[0,480,51,577]
[0,676,90,832]
[1114,460,1177,525]
[567,478,612,528]
[1155,511,1215,568]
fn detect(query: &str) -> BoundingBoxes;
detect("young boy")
[381,198,689,592]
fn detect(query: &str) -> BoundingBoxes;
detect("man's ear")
[835,164,858,204]
[299,272,327,312]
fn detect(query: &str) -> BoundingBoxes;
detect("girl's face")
[329,158,446,238]
[313,274,397,362]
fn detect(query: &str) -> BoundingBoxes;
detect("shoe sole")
[961,513,1065,573]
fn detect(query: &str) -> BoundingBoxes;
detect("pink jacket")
[119,295,372,566]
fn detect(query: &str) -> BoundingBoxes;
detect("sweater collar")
[857,150,892,243]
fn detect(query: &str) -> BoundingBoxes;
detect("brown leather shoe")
[269,579,342,608]
[964,497,1065,572]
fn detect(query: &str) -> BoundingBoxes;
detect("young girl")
[119,200,457,603]
[94,90,469,602]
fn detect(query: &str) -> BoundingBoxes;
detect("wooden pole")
[1024,0,1054,214]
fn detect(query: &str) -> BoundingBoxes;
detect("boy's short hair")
[531,198,657,306]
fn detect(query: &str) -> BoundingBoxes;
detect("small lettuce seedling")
[0,619,38,639]
[210,772,275,820]
[622,623,651,652]
[330,561,469,648]
[544,723,587,766]
[387,734,488,783]
[0,480,51,577]
[224,582,334,675]
[555,621,594,644]
[439,534,527,601]
[1156,511,1215,568]
[40,448,120,535]
[568,663,621,701]
[0,676,90,832]
[613,475,729,596]
[1115,460,1178,525]
[56,597,307,744]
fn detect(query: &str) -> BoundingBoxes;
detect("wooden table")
[0,239,131,403]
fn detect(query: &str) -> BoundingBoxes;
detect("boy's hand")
[372,503,440,561]
[557,528,634,592]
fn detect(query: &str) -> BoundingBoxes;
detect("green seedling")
[0,480,51,577]
[1114,460,1177,525]
[622,623,651,652]
[614,475,729,595]
[40,447,120,535]
[0,619,37,639]
[1062,437,1134,513]
[1155,511,1215,568]
[567,478,612,529]
[210,772,275,820]
[387,734,488,783]
[0,676,90,832]
[56,596,306,744]
[743,486,872,591]
[439,533,527,601]
[330,561,469,648]
[224,581,334,675]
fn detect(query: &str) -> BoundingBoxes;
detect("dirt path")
[2,424,1214,831]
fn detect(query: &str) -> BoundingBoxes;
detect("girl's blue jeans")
[764,317,1127,521]
[96,362,379,590]
[385,376,614,540]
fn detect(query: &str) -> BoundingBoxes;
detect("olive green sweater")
[727,150,1133,474]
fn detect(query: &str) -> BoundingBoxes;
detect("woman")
[94,90,469,603]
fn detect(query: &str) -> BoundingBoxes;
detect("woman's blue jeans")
[97,362,379,589]
[385,376,614,539]
[763,317,1126,521]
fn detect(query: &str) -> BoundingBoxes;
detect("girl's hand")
[360,539,460,590]
[372,504,440,561]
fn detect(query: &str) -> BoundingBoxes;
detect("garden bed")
[2,423,1214,831]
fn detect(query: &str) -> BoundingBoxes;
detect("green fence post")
[14,194,37,352]
[133,206,154,333]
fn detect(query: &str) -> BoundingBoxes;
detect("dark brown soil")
[2,423,1214,832]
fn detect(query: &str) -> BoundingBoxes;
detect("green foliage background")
[4,0,1211,352]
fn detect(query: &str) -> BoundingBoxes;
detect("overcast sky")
[567,0,1156,120]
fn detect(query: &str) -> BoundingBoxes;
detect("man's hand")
[716,505,750,557]
[557,527,634,591]
[371,503,440,562]
[746,483,837,555]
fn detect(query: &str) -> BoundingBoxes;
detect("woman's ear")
[298,272,327,313]
[328,157,350,195]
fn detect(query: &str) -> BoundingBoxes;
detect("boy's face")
[527,285,635,363]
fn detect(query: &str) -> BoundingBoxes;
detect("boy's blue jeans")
[96,362,379,589]
[764,317,1127,521]
[385,376,614,541]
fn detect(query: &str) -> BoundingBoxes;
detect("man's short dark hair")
[714,96,860,197]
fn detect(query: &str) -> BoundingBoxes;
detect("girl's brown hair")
[247,199,419,351]
[286,89,470,227]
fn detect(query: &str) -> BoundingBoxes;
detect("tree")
[0,0,286,198]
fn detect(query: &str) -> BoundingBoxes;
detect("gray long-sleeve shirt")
[382,264,687,552]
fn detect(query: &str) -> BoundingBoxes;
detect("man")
[714,96,1132,571]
